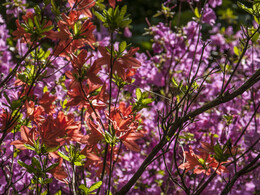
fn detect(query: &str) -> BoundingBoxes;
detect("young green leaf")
[79,184,89,194]
[136,88,142,100]
[45,162,59,172]
[88,181,102,192]
[24,144,35,151]
[58,151,70,162]
[119,41,127,53]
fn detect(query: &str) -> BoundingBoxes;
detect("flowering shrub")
[0,0,259,194]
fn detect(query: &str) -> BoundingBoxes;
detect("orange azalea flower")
[46,21,71,41]
[94,46,141,80]
[11,126,37,150]
[68,0,96,17]
[65,50,102,89]
[0,110,17,133]
[12,12,34,42]
[66,86,88,109]
[108,0,122,8]
[48,17,95,55]
[105,102,139,132]
[66,80,105,110]
[38,92,57,114]
[12,12,53,44]
[119,131,143,152]
[81,145,101,161]
[70,50,90,70]
[25,100,45,124]
[61,10,79,27]
[37,111,81,148]
[81,119,104,145]
[77,20,96,48]
[48,158,68,184]
[12,20,28,41]
[179,146,229,175]
[39,118,62,148]
[105,102,143,152]
[53,111,82,143]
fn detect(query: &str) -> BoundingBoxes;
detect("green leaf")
[11,99,22,110]
[194,7,201,18]
[41,190,48,195]
[65,145,69,153]
[45,162,59,172]
[34,5,41,15]
[34,16,41,31]
[119,41,127,53]
[78,154,86,160]
[254,15,260,24]
[142,98,153,105]
[120,5,127,17]
[233,46,240,56]
[18,160,36,174]
[43,86,48,93]
[32,157,41,169]
[106,190,113,195]
[27,18,34,29]
[51,0,57,11]
[42,25,54,32]
[104,131,113,144]
[94,11,106,22]
[79,184,89,193]
[45,145,60,153]
[43,178,53,184]
[237,2,253,15]
[251,31,260,42]
[44,49,51,59]
[171,77,178,87]
[58,151,70,162]
[18,73,27,83]
[136,88,142,100]
[24,144,35,151]
[3,92,11,105]
[54,190,62,195]
[74,161,84,166]
[88,181,102,192]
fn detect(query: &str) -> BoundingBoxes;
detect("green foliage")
[18,155,54,186]
[238,0,260,18]
[58,145,86,166]
[94,5,132,31]
[132,88,153,112]
[79,181,103,195]
[153,4,175,19]
[223,114,233,125]
[213,139,234,162]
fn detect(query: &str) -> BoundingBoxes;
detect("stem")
[107,31,114,194]
[97,31,115,195]
[72,164,77,195]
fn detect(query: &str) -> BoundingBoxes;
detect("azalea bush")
[0,0,259,194]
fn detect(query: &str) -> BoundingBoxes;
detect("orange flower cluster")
[9,0,143,184]
[179,146,229,176]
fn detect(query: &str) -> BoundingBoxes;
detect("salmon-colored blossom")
[11,126,37,150]
[94,46,141,80]
[48,158,68,184]
[179,146,229,175]
[68,0,96,17]
[0,110,17,133]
